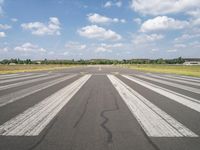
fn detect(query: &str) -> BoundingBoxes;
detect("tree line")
[0,57,185,65]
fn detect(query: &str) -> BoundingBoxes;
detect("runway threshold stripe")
[137,75,200,94]
[147,74,200,87]
[108,75,198,137]
[0,73,62,91]
[0,74,77,107]
[0,73,36,80]
[123,75,200,113]
[0,74,19,79]
[0,73,48,84]
[163,75,200,83]
[0,74,91,136]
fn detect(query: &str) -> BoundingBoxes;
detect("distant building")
[183,58,200,65]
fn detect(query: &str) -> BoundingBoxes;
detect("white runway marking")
[0,73,48,84]
[98,66,102,71]
[0,74,91,136]
[108,75,198,137]
[0,74,19,79]
[123,75,200,113]
[137,75,200,94]
[0,73,62,91]
[0,73,36,80]
[147,74,200,87]
[0,74,77,107]
[163,74,200,83]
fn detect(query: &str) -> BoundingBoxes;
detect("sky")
[0,0,200,60]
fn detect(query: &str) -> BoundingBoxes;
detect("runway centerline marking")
[108,74,198,137]
[0,74,91,136]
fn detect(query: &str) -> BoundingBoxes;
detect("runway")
[0,65,199,150]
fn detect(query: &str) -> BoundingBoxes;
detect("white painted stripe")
[108,75,198,137]
[123,75,200,113]
[0,74,91,136]
[176,75,200,81]
[163,75,200,83]
[0,73,48,84]
[0,73,62,91]
[0,73,35,80]
[137,75,200,94]
[0,74,76,107]
[0,74,18,79]
[147,74,200,87]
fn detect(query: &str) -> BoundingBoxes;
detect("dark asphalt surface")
[0,65,199,150]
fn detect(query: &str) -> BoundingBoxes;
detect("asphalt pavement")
[0,65,199,150]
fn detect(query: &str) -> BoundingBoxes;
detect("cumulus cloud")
[104,1,122,8]
[0,47,8,52]
[167,49,177,52]
[0,24,11,30]
[174,44,186,48]
[14,43,47,53]
[87,13,125,24]
[133,18,142,25]
[140,16,189,32]
[187,9,200,26]
[11,18,18,22]
[95,43,123,53]
[175,33,200,42]
[131,0,200,15]
[0,31,6,37]
[65,41,86,50]
[21,17,61,36]
[133,34,164,44]
[78,25,122,41]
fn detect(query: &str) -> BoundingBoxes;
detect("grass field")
[120,64,200,77]
[0,64,79,74]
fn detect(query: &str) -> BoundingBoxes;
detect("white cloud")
[175,33,200,42]
[87,13,125,24]
[0,24,11,30]
[95,43,122,53]
[174,44,186,48]
[151,48,159,52]
[187,9,200,18]
[14,43,47,53]
[167,49,177,52]
[21,17,61,36]
[133,18,142,25]
[78,25,122,41]
[0,32,6,37]
[65,41,86,50]
[0,47,8,52]
[11,18,18,22]
[133,34,164,44]
[141,16,189,32]
[104,1,122,8]
[63,51,69,56]
[187,9,200,26]
[131,0,200,15]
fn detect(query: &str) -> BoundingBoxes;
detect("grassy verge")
[0,64,80,74]
[119,64,200,77]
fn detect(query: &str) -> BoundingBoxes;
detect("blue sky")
[0,0,200,60]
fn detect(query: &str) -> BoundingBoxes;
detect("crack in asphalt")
[73,97,90,128]
[100,92,119,144]
[73,89,93,128]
